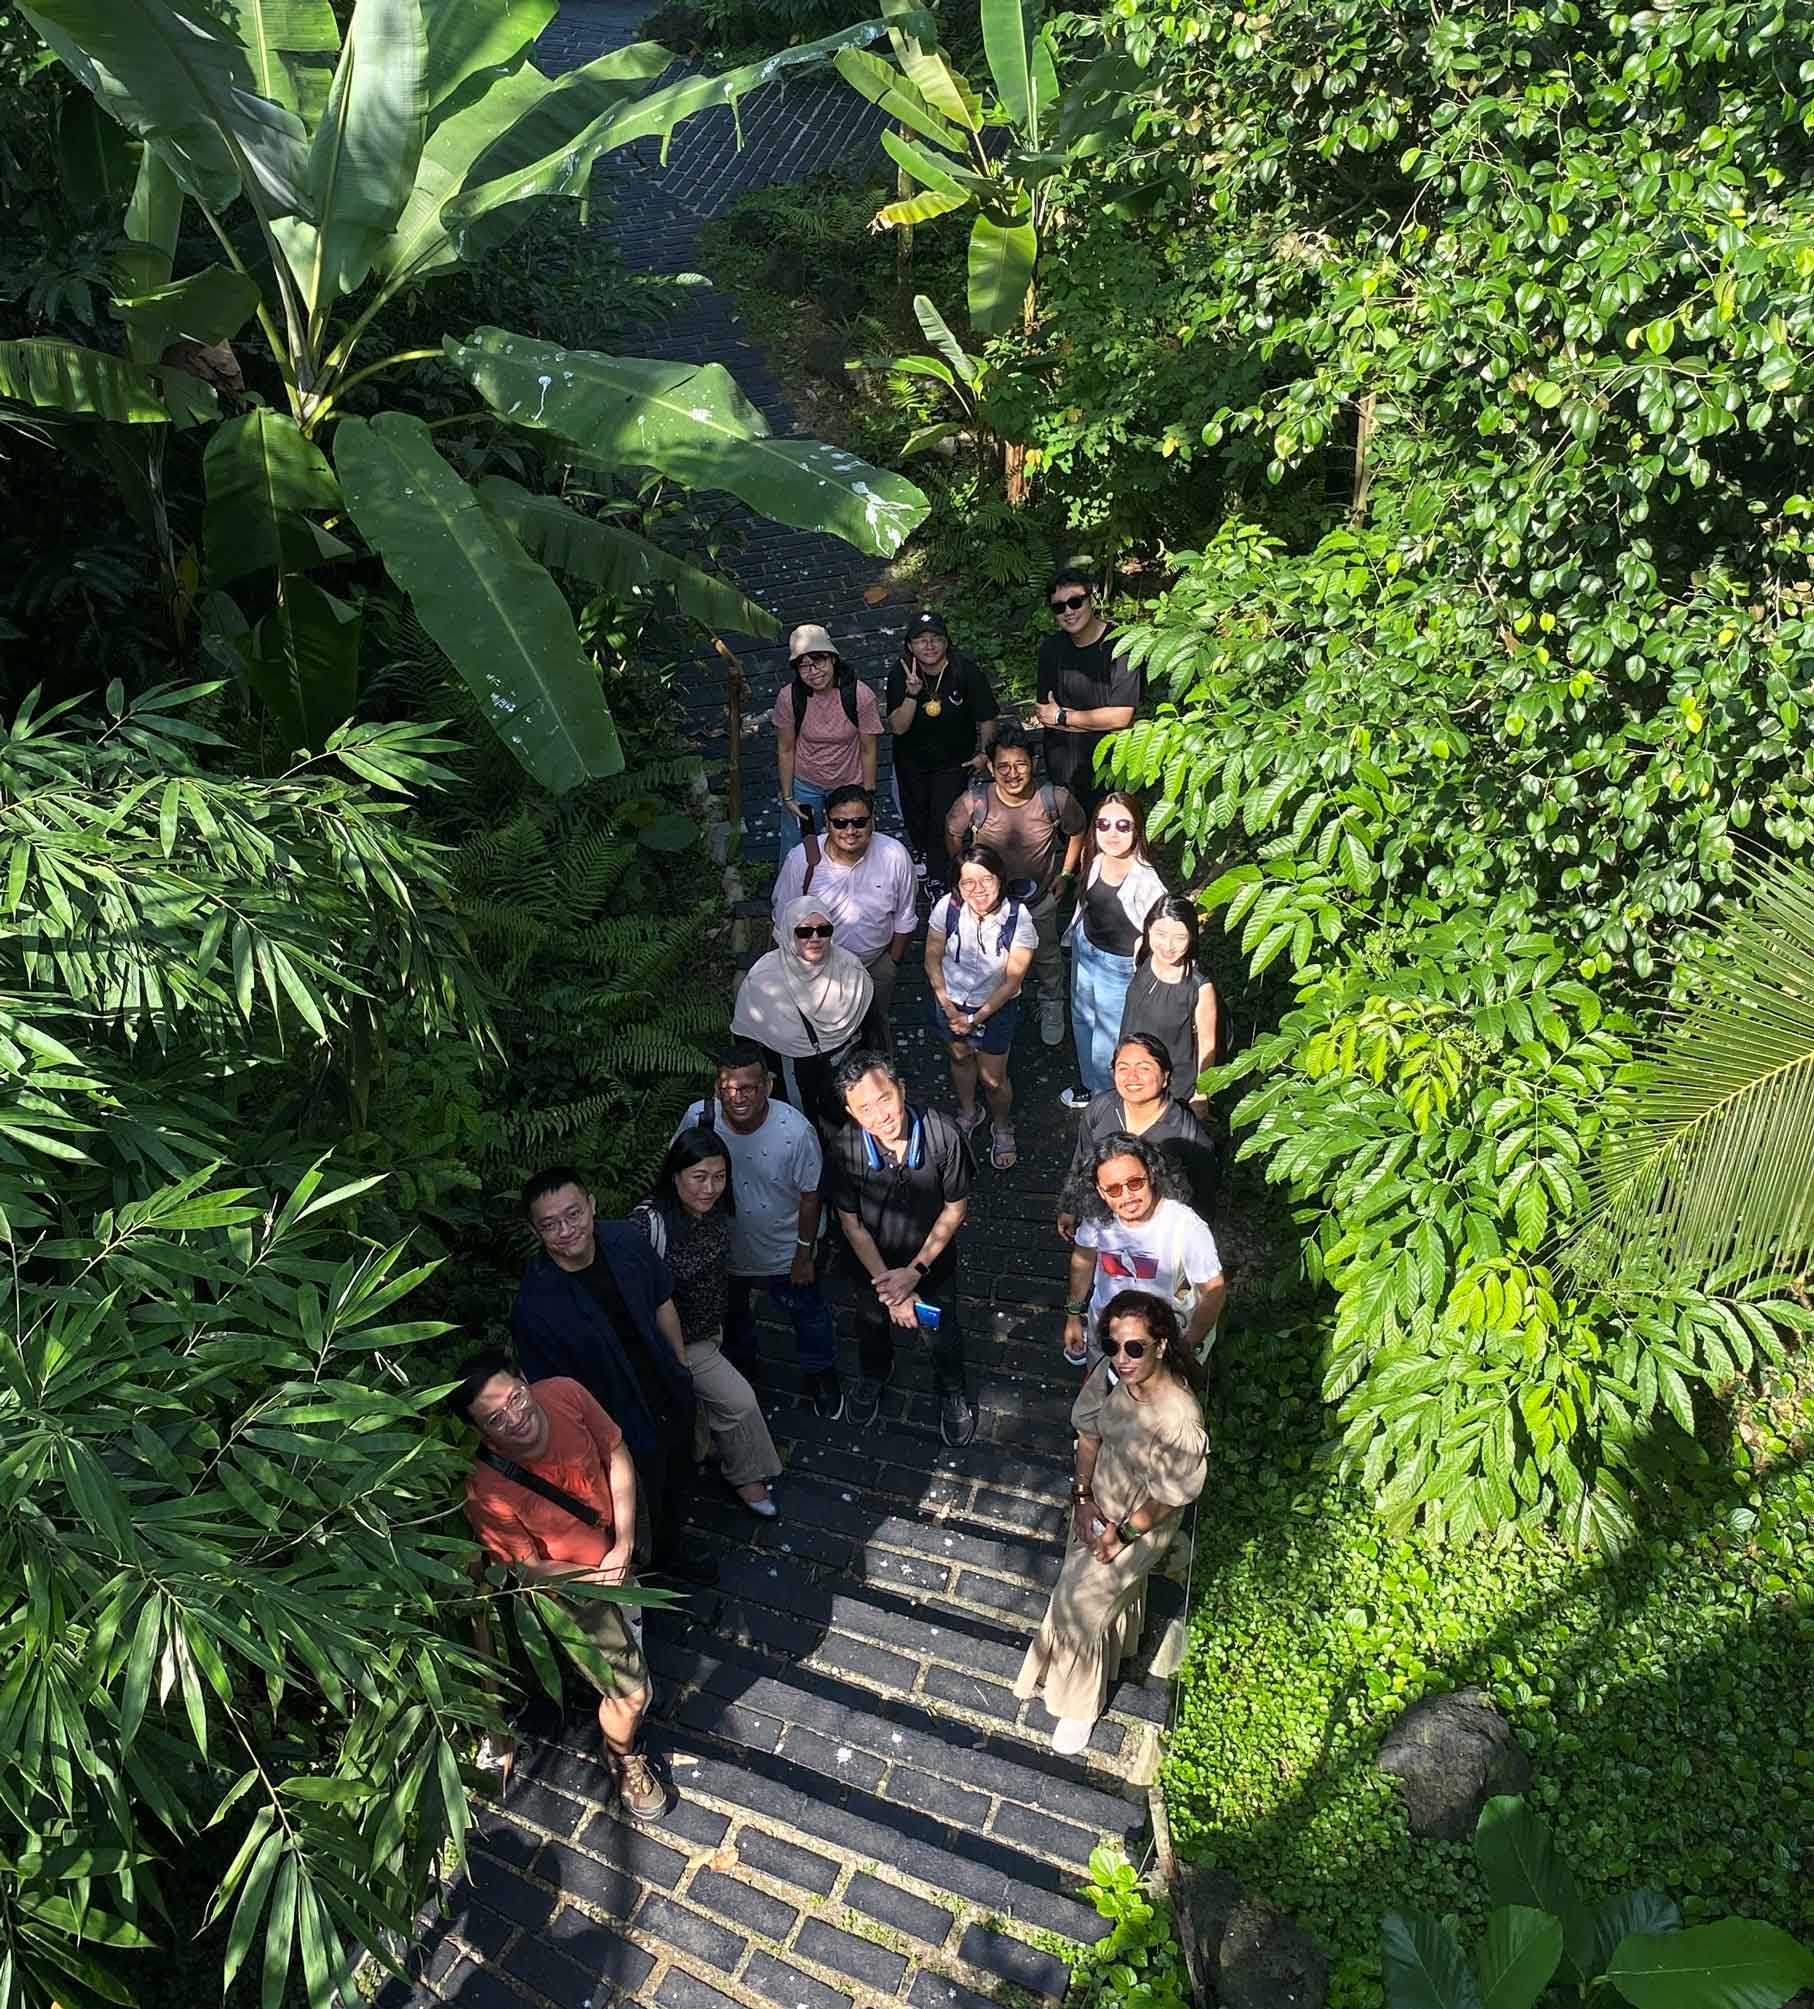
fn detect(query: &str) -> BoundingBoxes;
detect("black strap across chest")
[479,1447,603,1528]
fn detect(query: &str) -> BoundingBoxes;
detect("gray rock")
[1175,1864,1245,1996]
[1218,1895,1330,2009]
[1377,1685,1532,1840]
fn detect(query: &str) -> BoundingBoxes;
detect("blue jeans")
[1072,930,1137,1093]
[778,778,832,860]
[725,1271,838,1376]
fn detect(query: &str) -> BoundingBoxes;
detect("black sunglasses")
[828,815,871,830]
[794,923,835,939]
[1050,592,1090,612]
[1104,1338,1149,1361]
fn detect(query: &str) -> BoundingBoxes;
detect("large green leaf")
[967,208,1035,334]
[118,143,182,323]
[1029,26,1058,140]
[876,187,967,227]
[247,578,361,752]
[226,0,340,115]
[1607,1922,1814,2009]
[476,477,779,637]
[1478,1906,1564,2009]
[0,339,168,422]
[298,0,427,310]
[445,328,928,559]
[421,0,555,110]
[914,293,979,384]
[334,410,623,792]
[22,0,309,216]
[834,46,966,151]
[1575,1893,1682,1985]
[980,0,1033,134]
[113,266,263,354]
[880,125,971,199]
[368,61,553,293]
[57,88,139,212]
[1383,1910,1483,2009]
[1474,1797,1582,1928]
[204,411,344,583]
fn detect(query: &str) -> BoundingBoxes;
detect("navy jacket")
[510,1223,690,1464]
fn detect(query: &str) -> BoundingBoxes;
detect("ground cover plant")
[1161,1316,1812,2009]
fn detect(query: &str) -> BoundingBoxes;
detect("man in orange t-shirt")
[453,1351,667,1820]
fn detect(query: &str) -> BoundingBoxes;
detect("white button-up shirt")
[770,831,918,964]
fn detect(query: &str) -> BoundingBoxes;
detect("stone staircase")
[385,7,1192,2006]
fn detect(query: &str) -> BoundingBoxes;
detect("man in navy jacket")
[511,1164,701,1576]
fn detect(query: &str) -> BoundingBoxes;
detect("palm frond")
[1565,852,1814,1290]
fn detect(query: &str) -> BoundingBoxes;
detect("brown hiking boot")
[611,1748,669,1821]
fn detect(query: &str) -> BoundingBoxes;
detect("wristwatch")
[1056,705,1069,727]
[910,1258,928,1276]
[1064,1298,1091,1317]
[1116,1516,1138,1545]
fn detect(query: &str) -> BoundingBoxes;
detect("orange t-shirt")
[462,1377,624,1568]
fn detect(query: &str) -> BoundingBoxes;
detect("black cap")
[907,610,949,638]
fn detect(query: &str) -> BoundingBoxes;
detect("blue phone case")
[913,1298,942,1328]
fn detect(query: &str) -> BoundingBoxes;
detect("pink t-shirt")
[774,680,881,788]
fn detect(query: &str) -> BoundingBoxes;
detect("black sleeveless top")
[1119,965,1206,1087]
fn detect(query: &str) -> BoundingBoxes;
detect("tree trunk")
[1350,391,1378,525]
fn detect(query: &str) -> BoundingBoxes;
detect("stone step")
[411,1714,1099,2009]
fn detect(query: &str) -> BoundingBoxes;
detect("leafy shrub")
[1166,1319,1813,2009]
[1072,1847,1193,2009]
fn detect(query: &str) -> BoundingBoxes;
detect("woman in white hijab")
[732,895,874,1130]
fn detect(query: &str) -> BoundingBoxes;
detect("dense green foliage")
[1166,1319,1812,2008]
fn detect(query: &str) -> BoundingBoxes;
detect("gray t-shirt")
[677,1098,822,1277]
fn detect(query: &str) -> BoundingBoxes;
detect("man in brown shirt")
[944,724,1085,1045]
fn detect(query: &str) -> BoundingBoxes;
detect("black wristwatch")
[1056,705,1069,728]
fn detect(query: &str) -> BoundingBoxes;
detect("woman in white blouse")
[924,844,1037,1170]
[1062,791,1167,1107]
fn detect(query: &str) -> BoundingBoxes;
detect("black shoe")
[940,1390,978,1447]
[848,1374,888,1428]
[811,1369,846,1421]
[925,877,948,902]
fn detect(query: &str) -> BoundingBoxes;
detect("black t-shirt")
[1066,1092,1219,1221]
[825,1106,974,1282]
[576,1257,679,1428]
[885,650,1000,772]
[1035,625,1139,797]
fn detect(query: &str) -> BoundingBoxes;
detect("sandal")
[991,1123,1017,1171]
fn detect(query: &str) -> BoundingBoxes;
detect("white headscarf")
[732,895,874,1059]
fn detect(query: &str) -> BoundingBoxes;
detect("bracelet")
[795,1238,814,1250]
[1070,1482,1092,1503]
[1116,1517,1138,1545]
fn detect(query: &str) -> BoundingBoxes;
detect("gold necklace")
[917,659,949,717]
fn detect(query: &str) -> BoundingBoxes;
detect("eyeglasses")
[828,815,870,830]
[1096,816,1135,833]
[794,922,835,939]
[477,1384,534,1431]
[1050,593,1090,613]
[797,651,836,666]
[1104,1338,1149,1361]
[532,1204,589,1238]
[1099,1174,1150,1199]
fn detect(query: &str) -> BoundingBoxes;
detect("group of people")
[443,564,1226,1818]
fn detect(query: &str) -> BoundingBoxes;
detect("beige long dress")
[1014,1364,1209,1722]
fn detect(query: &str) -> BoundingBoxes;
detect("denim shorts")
[928,994,1020,1055]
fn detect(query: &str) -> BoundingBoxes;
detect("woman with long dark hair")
[630,1126,782,1517]
[1062,790,1167,1106]
[1058,1032,1218,1237]
[1015,1290,1209,1752]
[1119,895,1218,1111]
[1060,1132,1224,1368]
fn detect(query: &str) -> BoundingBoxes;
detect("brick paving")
[386,9,1193,2004]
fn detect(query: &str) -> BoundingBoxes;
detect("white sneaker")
[1039,995,1065,1045]
[913,856,928,880]
[1059,1086,1092,1110]
[1051,1716,1095,1755]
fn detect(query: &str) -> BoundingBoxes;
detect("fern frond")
[1565,852,1814,1290]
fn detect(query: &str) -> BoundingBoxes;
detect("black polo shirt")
[825,1106,973,1283]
